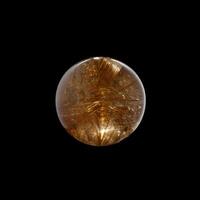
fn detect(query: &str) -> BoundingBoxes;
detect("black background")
[7,5,189,195]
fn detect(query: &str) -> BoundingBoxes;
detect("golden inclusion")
[55,57,146,146]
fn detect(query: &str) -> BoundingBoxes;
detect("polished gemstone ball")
[56,57,146,146]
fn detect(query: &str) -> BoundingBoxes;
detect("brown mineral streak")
[56,57,145,146]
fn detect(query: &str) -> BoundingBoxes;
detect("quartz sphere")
[56,57,146,146]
